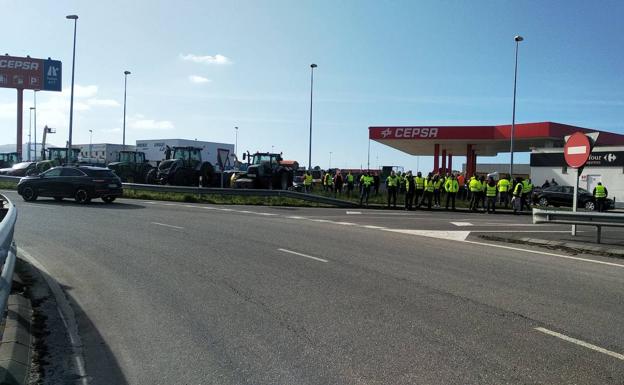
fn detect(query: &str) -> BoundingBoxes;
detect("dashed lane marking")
[451,222,473,227]
[278,248,328,263]
[346,211,362,215]
[535,327,624,361]
[151,222,184,230]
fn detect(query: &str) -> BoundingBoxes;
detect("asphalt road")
[5,190,624,384]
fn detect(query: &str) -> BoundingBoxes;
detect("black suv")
[17,166,123,204]
[536,185,614,211]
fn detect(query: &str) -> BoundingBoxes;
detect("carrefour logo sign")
[381,127,439,139]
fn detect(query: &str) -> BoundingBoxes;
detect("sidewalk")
[475,227,624,258]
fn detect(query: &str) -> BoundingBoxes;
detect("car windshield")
[12,162,31,170]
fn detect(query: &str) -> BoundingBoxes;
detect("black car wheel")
[54,197,63,202]
[584,201,596,211]
[21,186,37,202]
[75,188,90,204]
[538,197,549,207]
[102,196,116,203]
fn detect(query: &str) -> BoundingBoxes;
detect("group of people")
[381,171,537,214]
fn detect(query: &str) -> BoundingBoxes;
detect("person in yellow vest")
[303,171,313,193]
[386,170,399,208]
[593,182,608,212]
[444,174,459,210]
[468,175,482,211]
[324,172,333,193]
[346,171,355,197]
[359,172,374,207]
[497,175,511,208]
[396,171,405,196]
[485,176,498,214]
[418,173,434,210]
[414,171,425,208]
[512,177,524,214]
[521,177,533,211]
[433,175,443,208]
[404,171,415,210]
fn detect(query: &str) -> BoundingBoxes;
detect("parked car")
[536,185,614,211]
[17,166,123,204]
[0,162,39,177]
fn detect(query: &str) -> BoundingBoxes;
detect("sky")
[1,0,622,171]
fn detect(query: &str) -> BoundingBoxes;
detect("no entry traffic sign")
[564,132,591,168]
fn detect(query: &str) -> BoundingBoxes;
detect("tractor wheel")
[145,169,157,184]
[21,186,38,202]
[200,162,214,187]
[102,196,116,204]
[74,188,91,204]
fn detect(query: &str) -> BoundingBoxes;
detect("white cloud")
[180,53,231,65]
[62,84,98,98]
[129,118,174,130]
[188,75,211,84]
[87,98,120,107]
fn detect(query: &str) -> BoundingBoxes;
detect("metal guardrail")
[0,175,358,207]
[123,183,360,208]
[533,208,624,243]
[0,193,18,320]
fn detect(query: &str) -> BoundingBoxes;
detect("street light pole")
[28,108,33,161]
[234,126,238,157]
[308,63,317,170]
[33,90,38,160]
[509,35,523,178]
[66,14,78,151]
[329,151,332,170]
[89,129,93,159]
[123,70,131,149]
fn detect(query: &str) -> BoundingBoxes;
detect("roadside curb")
[477,234,624,259]
[0,293,32,385]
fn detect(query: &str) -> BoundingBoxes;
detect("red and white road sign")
[564,132,591,168]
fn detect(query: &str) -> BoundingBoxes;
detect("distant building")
[135,139,234,170]
[74,143,136,164]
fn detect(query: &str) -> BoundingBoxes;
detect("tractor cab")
[47,148,80,164]
[172,147,202,169]
[117,150,146,164]
[0,152,20,168]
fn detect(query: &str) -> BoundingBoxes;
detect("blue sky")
[1,0,622,170]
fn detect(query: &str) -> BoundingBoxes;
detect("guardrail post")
[596,225,602,244]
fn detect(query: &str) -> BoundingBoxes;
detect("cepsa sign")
[0,55,62,91]
[370,127,439,140]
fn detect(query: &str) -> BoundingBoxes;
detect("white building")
[531,146,624,207]
[74,143,136,164]
[135,139,235,170]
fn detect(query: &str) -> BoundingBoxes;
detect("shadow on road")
[17,258,129,385]
[25,198,145,210]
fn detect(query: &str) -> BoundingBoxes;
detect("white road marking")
[451,222,473,227]
[535,327,624,361]
[481,223,551,227]
[335,222,357,226]
[470,230,581,233]
[256,212,278,216]
[287,216,305,219]
[220,208,234,211]
[151,222,184,230]
[278,248,328,263]
[385,229,471,242]
[346,211,362,215]
[310,219,332,223]
[237,210,253,214]
[463,239,624,268]
[363,225,387,229]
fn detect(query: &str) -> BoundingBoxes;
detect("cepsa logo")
[0,59,40,71]
[381,127,439,139]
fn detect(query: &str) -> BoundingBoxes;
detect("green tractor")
[0,152,20,168]
[36,147,81,172]
[107,151,154,183]
[232,152,295,190]
[145,146,214,186]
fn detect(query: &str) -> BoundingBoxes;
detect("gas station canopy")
[369,122,624,157]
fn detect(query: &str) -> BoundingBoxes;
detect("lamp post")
[66,14,78,152]
[33,90,38,160]
[308,63,317,170]
[234,126,238,157]
[89,129,93,159]
[509,35,523,178]
[123,70,131,149]
[28,108,34,161]
[329,151,332,170]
